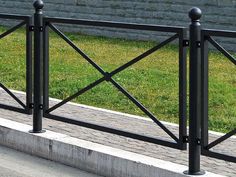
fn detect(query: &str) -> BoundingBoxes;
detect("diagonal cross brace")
[206,129,236,150]
[0,21,26,40]
[208,36,236,65]
[48,23,105,74]
[109,78,179,142]
[0,83,26,109]
[46,24,179,142]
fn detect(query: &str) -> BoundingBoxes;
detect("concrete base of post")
[29,129,46,133]
[184,170,205,175]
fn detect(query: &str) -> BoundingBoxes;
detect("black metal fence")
[0,0,235,175]
[0,14,32,114]
[43,14,188,150]
[201,29,236,163]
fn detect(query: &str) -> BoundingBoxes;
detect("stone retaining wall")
[0,0,235,50]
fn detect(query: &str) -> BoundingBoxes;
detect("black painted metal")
[207,37,236,65]
[47,23,107,75]
[201,149,236,163]
[201,30,209,162]
[44,113,181,149]
[26,17,33,114]
[178,29,188,149]
[110,77,179,142]
[31,0,44,133]
[0,83,26,109]
[45,24,179,113]
[202,29,236,38]
[44,17,185,33]
[206,129,236,150]
[43,22,49,113]
[0,21,26,39]
[43,19,187,149]
[0,13,29,20]
[0,14,32,114]
[184,7,205,175]
[0,0,235,172]
[201,28,236,163]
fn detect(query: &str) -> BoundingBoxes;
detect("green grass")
[0,26,235,133]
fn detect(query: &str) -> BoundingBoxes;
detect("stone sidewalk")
[0,89,235,177]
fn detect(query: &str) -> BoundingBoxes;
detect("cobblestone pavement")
[0,90,235,176]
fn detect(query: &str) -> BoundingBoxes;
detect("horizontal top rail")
[44,17,186,33]
[0,13,30,20]
[202,29,236,38]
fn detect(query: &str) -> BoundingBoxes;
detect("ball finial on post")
[33,0,44,11]
[189,7,202,22]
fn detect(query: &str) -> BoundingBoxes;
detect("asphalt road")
[0,145,102,177]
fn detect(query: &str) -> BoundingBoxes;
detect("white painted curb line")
[0,118,224,177]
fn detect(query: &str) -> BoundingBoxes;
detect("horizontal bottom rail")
[44,113,184,150]
[201,149,236,163]
[0,104,30,114]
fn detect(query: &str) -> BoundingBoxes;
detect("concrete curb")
[0,118,224,177]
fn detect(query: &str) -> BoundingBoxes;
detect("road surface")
[0,145,103,177]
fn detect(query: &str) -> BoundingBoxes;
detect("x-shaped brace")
[46,23,179,142]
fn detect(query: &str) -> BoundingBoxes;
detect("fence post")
[184,7,205,175]
[26,16,33,115]
[31,0,45,133]
[43,20,49,113]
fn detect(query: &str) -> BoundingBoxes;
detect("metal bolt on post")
[30,0,45,133]
[184,7,205,175]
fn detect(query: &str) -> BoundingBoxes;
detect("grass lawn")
[0,26,235,133]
